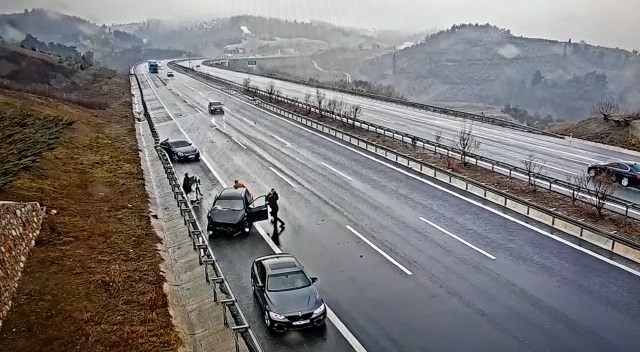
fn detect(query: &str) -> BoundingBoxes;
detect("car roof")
[165,139,190,144]
[209,101,223,104]
[256,254,303,274]
[218,187,246,199]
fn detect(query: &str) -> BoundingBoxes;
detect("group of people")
[234,180,285,229]
[183,174,285,228]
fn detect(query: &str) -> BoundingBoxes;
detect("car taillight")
[637,175,640,180]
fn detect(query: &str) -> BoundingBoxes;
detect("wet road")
[138,64,640,352]
[192,60,640,204]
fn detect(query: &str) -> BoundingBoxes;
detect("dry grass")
[0,76,181,351]
[260,94,640,243]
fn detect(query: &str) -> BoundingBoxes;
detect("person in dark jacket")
[183,173,193,196]
[266,188,285,228]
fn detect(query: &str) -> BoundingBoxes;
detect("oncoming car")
[159,138,200,162]
[587,161,640,188]
[206,187,268,236]
[251,254,326,332]
[208,101,224,114]
[167,71,174,77]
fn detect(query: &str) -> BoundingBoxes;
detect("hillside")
[114,15,403,57]
[0,8,185,72]
[357,24,640,121]
[0,43,180,352]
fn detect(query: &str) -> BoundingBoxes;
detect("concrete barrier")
[612,242,640,262]
[451,177,467,190]
[528,208,554,226]
[485,191,506,206]
[582,229,614,250]
[506,199,529,216]
[552,218,582,237]
[467,184,486,197]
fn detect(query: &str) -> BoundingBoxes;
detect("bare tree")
[521,154,545,190]
[349,104,362,129]
[573,171,617,216]
[304,93,312,114]
[454,122,481,166]
[326,99,338,117]
[433,130,443,154]
[316,88,326,118]
[242,77,251,92]
[592,99,620,121]
[266,81,276,103]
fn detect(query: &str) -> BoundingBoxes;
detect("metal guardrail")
[200,59,560,138]
[167,62,640,263]
[131,70,263,352]
[170,61,640,221]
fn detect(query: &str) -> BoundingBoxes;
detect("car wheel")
[621,177,630,187]
[588,169,596,177]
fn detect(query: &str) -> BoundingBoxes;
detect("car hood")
[209,208,245,225]
[174,145,198,153]
[266,285,322,314]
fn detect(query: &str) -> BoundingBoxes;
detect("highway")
[190,60,640,204]
[138,63,640,352]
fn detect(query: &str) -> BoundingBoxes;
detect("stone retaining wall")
[0,202,45,329]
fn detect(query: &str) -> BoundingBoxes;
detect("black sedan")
[208,101,224,114]
[159,138,200,162]
[587,161,640,188]
[251,254,326,332]
[207,187,268,237]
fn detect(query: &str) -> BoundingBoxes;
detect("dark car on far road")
[208,101,224,114]
[159,138,200,162]
[207,187,268,236]
[587,161,640,187]
[251,253,326,332]
[167,71,174,77]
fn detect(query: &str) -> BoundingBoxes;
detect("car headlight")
[268,311,287,321]
[312,303,325,317]
[177,152,184,156]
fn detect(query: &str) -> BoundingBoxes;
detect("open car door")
[248,195,269,223]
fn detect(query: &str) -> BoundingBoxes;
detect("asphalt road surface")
[138,63,640,352]
[190,60,640,204]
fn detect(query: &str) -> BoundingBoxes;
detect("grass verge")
[0,76,181,351]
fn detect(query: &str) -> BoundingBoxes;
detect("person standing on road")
[183,173,193,199]
[266,188,285,228]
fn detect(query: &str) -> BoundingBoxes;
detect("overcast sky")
[1,0,639,49]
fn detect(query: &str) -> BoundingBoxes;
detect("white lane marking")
[419,218,496,260]
[240,116,254,125]
[210,117,219,129]
[269,167,296,187]
[194,106,205,114]
[191,82,640,277]
[345,225,413,275]
[271,134,291,147]
[150,66,368,351]
[320,162,353,181]
[369,115,396,124]
[231,136,247,149]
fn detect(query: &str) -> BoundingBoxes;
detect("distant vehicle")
[159,138,200,162]
[167,71,174,77]
[251,253,326,332]
[148,60,159,73]
[208,101,224,114]
[587,161,640,187]
[207,188,268,236]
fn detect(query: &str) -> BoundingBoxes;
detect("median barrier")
[132,69,263,352]
[170,60,640,221]
[254,96,640,265]
[169,61,640,265]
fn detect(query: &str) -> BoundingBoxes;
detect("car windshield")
[267,270,311,292]
[214,198,244,210]
[210,102,222,106]
[170,140,191,148]
[630,164,640,173]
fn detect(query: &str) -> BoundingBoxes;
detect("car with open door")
[587,161,640,188]
[251,253,326,332]
[207,187,268,237]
